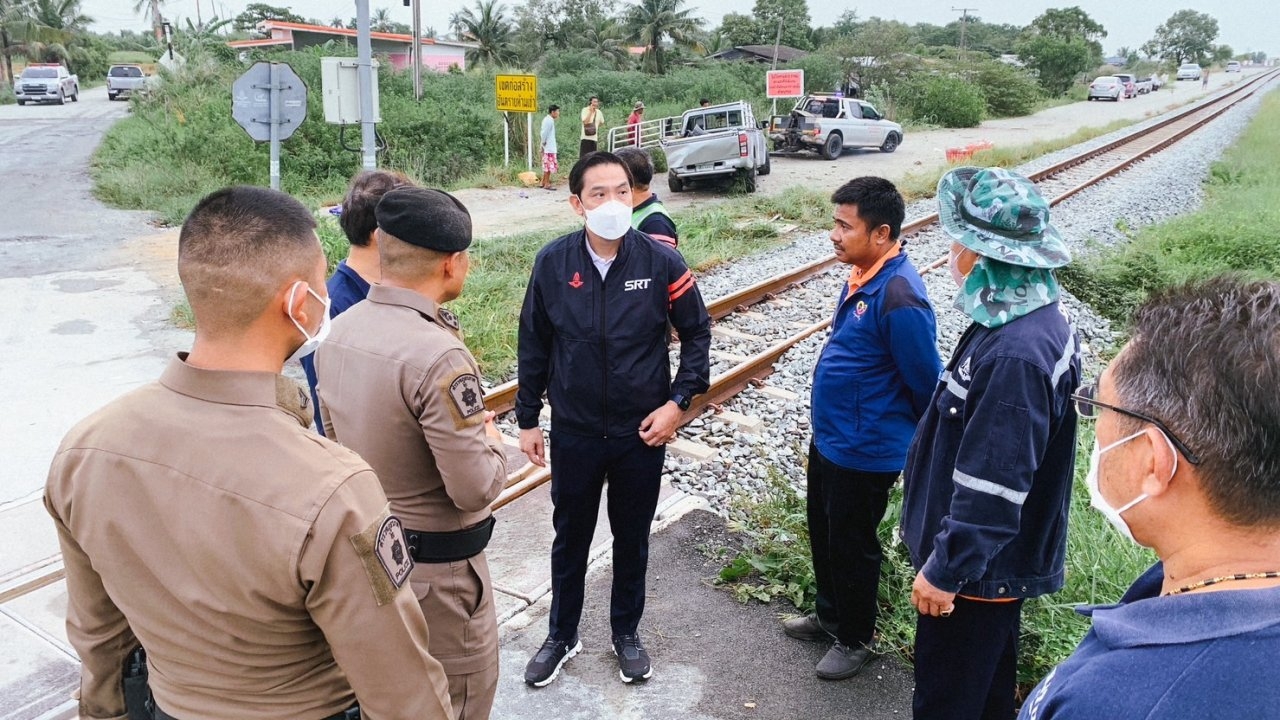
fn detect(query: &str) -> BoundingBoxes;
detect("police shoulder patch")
[443,370,486,429]
[350,509,415,606]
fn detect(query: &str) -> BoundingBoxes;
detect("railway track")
[4,69,1274,612]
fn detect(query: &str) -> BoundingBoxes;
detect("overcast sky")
[81,0,1275,57]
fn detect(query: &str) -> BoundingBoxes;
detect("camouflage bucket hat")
[937,166,1071,269]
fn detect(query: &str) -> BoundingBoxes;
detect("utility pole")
[408,0,422,101]
[770,17,783,115]
[355,0,377,169]
[952,6,977,63]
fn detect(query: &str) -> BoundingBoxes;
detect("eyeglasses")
[1071,383,1201,465]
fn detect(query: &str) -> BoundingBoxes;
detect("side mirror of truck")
[758,120,768,129]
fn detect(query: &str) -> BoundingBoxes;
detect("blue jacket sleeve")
[881,298,943,418]
[666,256,711,399]
[516,257,553,429]
[922,356,1054,592]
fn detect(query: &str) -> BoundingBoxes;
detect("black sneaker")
[612,634,653,683]
[782,613,836,642]
[524,635,581,687]
[815,641,875,680]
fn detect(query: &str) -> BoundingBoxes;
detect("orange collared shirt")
[847,242,902,296]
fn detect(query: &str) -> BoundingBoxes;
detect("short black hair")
[179,186,318,333]
[339,170,413,247]
[830,176,905,239]
[699,98,710,106]
[589,95,599,103]
[1113,275,1280,527]
[569,151,633,196]
[549,104,560,112]
[615,147,654,189]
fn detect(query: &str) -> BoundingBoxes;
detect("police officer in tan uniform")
[44,186,454,720]
[316,187,508,720]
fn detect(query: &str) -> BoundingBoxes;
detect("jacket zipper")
[598,252,609,438]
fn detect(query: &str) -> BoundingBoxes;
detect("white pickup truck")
[660,101,770,193]
[107,65,149,100]
[13,63,79,105]
[769,94,903,160]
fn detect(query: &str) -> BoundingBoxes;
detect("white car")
[1226,61,1242,73]
[1087,76,1123,101]
[1177,63,1202,81]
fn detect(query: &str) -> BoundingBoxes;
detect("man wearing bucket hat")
[900,166,1082,720]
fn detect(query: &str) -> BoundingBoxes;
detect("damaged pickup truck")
[769,94,903,160]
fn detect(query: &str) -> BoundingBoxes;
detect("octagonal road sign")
[232,61,308,142]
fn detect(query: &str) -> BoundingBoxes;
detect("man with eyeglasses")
[1019,275,1280,719]
[901,167,1082,720]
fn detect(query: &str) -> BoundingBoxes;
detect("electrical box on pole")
[321,57,381,124]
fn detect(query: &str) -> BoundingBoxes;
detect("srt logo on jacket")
[624,278,652,291]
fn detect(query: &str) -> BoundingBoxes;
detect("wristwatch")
[671,393,692,411]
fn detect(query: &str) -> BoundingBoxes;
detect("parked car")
[1149,74,1165,90]
[12,63,79,105]
[768,94,903,160]
[1226,61,1242,73]
[106,64,149,100]
[1087,76,1123,101]
[1114,73,1139,98]
[1177,63,1203,81]
[660,101,770,193]
[1137,76,1157,93]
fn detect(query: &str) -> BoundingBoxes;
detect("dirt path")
[451,74,1249,239]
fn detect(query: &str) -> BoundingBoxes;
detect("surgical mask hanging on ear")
[1084,428,1177,544]
[582,199,633,240]
[286,281,332,364]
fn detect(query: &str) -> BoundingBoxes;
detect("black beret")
[375,187,472,252]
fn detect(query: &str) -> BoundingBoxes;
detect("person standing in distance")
[317,187,507,720]
[540,104,561,190]
[1019,276,1280,720]
[626,101,645,146]
[301,169,413,434]
[783,177,942,680]
[44,186,453,720]
[518,152,711,687]
[580,95,603,157]
[615,147,678,248]
[901,166,1081,720]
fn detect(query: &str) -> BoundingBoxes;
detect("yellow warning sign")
[495,74,538,113]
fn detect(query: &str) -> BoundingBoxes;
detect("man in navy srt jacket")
[516,152,711,688]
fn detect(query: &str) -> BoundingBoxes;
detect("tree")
[512,0,614,51]
[577,16,630,69]
[457,0,513,66]
[1016,7,1106,95]
[31,0,90,31]
[716,12,759,47]
[233,3,303,32]
[1142,9,1218,65]
[370,7,394,33]
[1,0,38,84]
[131,0,164,40]
[624,0,701,74]
[751,0,811,51]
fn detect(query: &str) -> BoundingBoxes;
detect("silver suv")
[1176,63,1202,81]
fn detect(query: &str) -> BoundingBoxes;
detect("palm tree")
[31,0,90,32]
[457,0,513,67]
[131,0,164,40]
[370,7,394,33]
[578,16,630,70]
[329,16,344,28]
[0,0,36,84]
[624,0,701,75]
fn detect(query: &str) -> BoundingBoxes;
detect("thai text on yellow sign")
[495,74,538,113]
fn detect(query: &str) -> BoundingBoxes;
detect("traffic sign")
[766,69,805,99]
[495,74,538,113]
[232,62,308,142]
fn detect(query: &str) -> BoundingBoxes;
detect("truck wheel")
[668,171,685,193]
[821,133,843,161]
[757,153,771,176]
[741,169,757,193]
[71,86,79,102]
[880,133,900,153]
[16,100,25,106]
[57,90,66,105]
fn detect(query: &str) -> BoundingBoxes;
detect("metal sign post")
[495,74,538,169]
[232,62,308,190]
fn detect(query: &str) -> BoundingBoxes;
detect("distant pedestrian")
[1202,68,1209,88]
[580,95,603,157]
[541,104,561,190]
[626,101,645,147]
[902,166,1082,720]
[616,147,677,248]
[300,169,413,434]
[783,177,942,681]
[698,98,710,108]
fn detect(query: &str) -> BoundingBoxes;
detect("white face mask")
[1084,429,1178,544]
[286,281,332,364]
[948,246,968,288]
[582,199,632,240]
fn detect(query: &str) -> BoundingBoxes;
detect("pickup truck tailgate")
[662,131,743,170]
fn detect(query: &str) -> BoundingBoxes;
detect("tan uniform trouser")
[410,552,499,720]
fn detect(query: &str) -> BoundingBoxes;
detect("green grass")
[107,51,156,64]
[1060,89,1280,324]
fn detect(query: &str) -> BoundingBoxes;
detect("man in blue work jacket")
[784,176,942,680]
[516,152,711,688]
[902,166,1081,720]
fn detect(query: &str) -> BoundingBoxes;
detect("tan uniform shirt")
[44,356,453,720]
[580,106,603,140]
[316,285,507,676]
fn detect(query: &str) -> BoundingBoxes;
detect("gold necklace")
[1166,571,1280,596]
